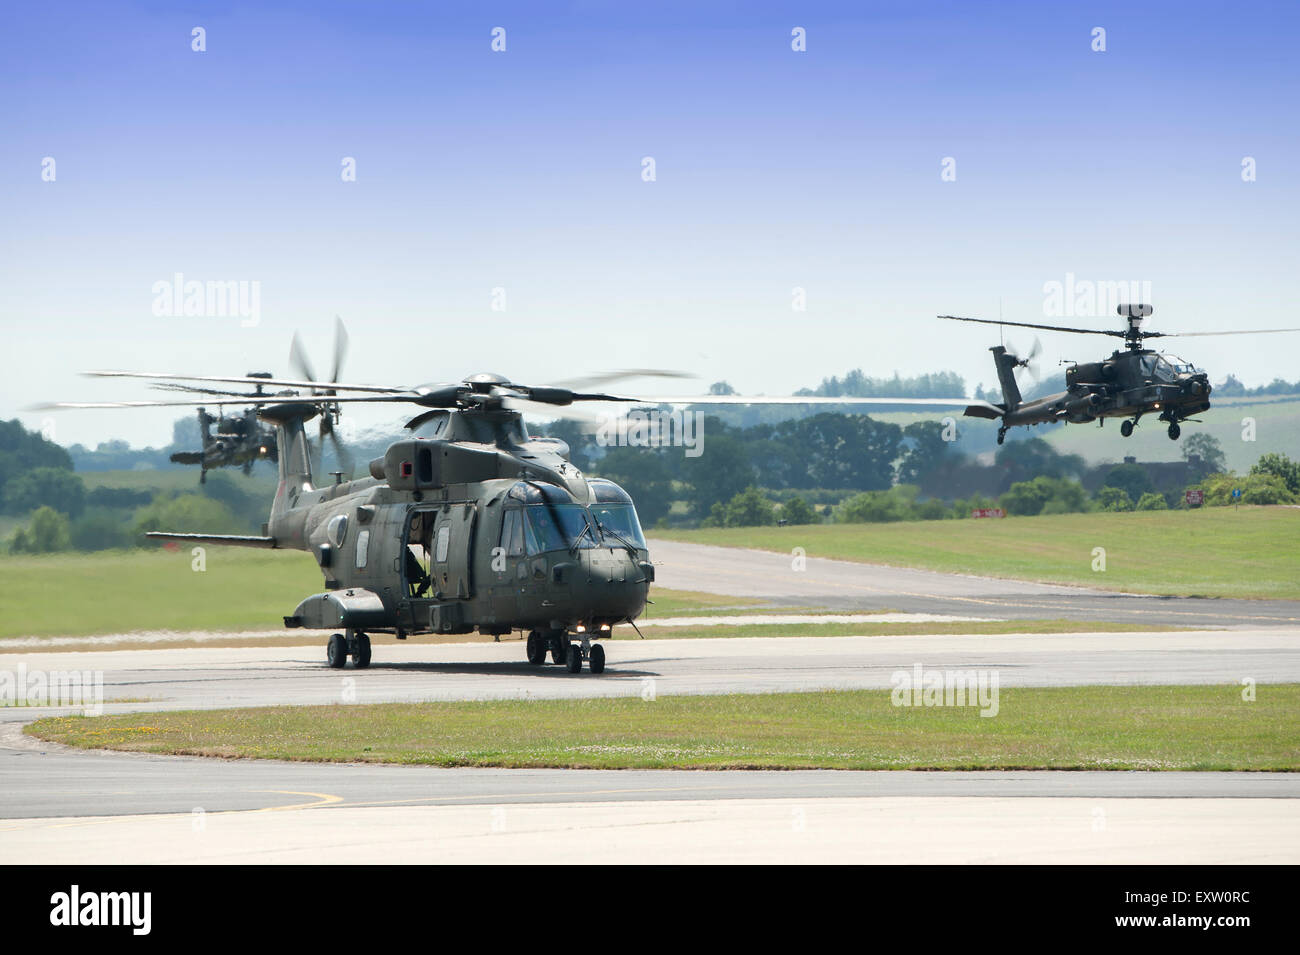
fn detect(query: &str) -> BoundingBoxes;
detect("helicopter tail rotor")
[291,317,354,476]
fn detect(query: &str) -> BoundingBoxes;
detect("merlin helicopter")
[940,304,1300,444]
[43,357,678,674]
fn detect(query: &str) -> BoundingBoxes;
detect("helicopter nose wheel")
[1167,422,1181,440]
[996,427,1007,445]
[1120,420,1135,438]
[526,629,547,665]
[327,633,347,668]
[327,630,370,668]
[350,631,371,668]
[549,631,569,665]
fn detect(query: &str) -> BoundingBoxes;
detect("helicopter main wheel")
[351,631,371,668]
[549,632,568,665]
[526,629,547,665]
[1120,420,1135,437]
[326,633,348,669]
[589,643,606,674]
[1167,422,1181,440]
[996,428,1007,446]
[566,642,583,673]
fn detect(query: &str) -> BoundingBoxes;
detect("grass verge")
[651,507,1300,600]
[27,684,1298,771]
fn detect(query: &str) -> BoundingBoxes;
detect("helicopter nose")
[575,549,648,615]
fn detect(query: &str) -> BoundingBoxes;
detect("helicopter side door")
[430,502,477,600]
[484,504,527,625]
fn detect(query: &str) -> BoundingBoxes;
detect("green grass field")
[864,392,1300,472]
[652,507,1300,599]
[28,684,1298,770]
[1042,393,1300,472]
[2,505,1294,638]
[0,548,322,637]
[76,468,278,495]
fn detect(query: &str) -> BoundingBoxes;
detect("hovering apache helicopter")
[131,319,357,483]
[45,349,679,673]
[164,377,281,483]
[941,305,1300,444]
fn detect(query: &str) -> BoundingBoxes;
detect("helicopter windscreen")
[590,503,646,548]
[524,504,596,553]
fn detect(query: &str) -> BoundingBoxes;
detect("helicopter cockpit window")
[500,509,525,558]
[355,529,370,570]
[591,503,646,549]
[524,504,596,553]
[1151,357,1178,381]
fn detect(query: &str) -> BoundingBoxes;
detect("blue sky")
[2,0,1298,446]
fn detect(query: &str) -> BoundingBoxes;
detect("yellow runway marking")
[0,789,344,833]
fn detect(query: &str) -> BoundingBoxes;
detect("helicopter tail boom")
[145,532,278,548]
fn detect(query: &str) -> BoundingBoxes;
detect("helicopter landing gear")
[996,427,1007,445]
[549,631,568,665]
[1167,422,1181,440]
[526,629,546,664]
[326,630,370,668]
[559,633,605,674]
[327,633,347,669]
[1120,419,1135,438]
[350,630,371,669]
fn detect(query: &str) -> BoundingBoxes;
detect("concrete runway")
[4,726,1298,863]
[3,629,1299,720]
[647,538,1300,628]
[4,540,1298,863]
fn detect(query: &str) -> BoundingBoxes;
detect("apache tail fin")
[990,345,1022,410]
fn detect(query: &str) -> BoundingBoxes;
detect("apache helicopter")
[164,376,281,483]
[44,356,675,674]
[941,305,1300,444]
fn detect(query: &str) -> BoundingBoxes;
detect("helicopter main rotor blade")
[32,395,418,410]
[939,315,1125,337]
[150,382,275,398]
[545,369,695,390]
[1147,327,1300,338]
[603,395,1003,412]
[85,370,407,394]
[501,396,608,425]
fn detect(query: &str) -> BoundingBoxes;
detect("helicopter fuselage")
[251,406,653,658]
[1007,348,1212,427]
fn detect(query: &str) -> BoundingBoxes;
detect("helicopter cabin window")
[434,524,451,563]
[500,509,525,558]
[355,529,370,569]
[327,514,348,548]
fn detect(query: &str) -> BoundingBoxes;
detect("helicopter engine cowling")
[1063,393,1102,420]
[383,439,501,490]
